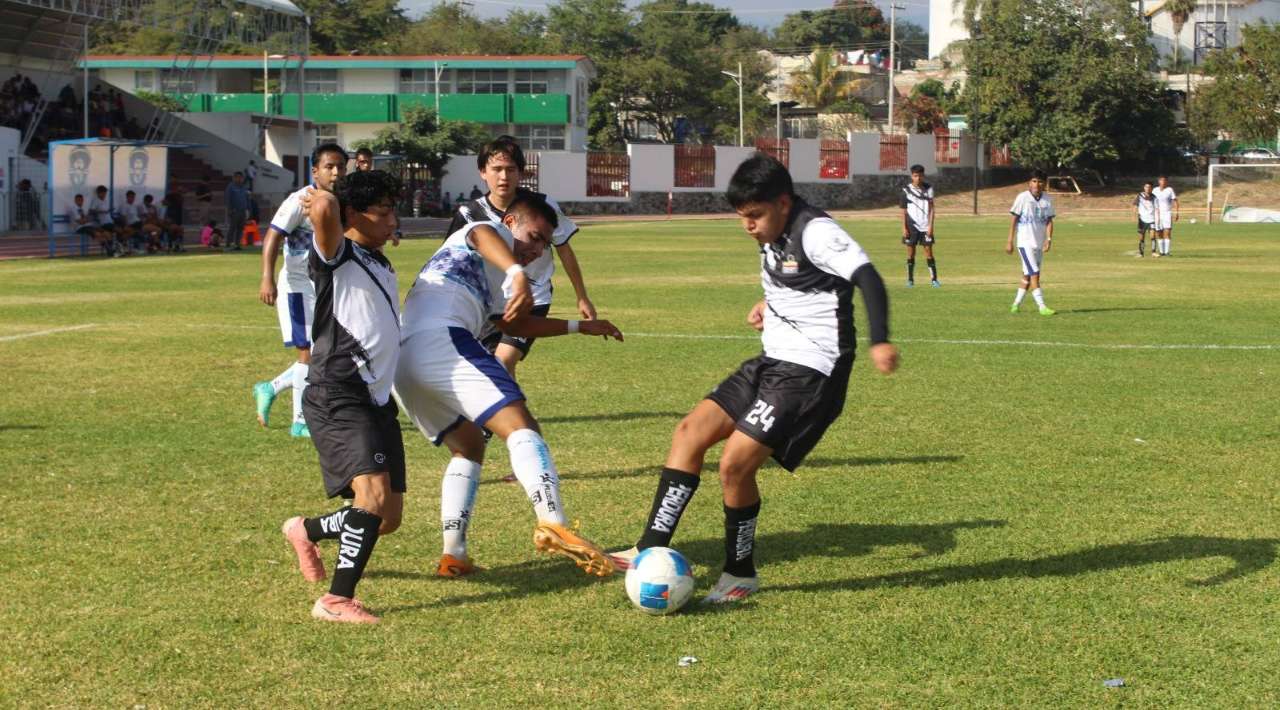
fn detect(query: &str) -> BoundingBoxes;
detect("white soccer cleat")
[702,571,759,605]
[608,546,639,571]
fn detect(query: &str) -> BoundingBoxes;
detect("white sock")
[441,457,482,558]
[1162,238,1170,255]
[292,363,308,425]
[270,363,295,395]
[1013,288,1027,306]
[1032,288,1046,308]
[506,428,567,525]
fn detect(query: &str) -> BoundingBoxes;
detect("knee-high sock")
[1014,288,1028,306]
[637,467,701,550]
[906,259,915,282]
[1032,288,1047,308]
[723,500,761,578]
[927,258,938,281]
[441,457,482,558]
[270,363,295,395]
[292,363,308,426]
[329,507,382,599]
[507,428,566,525]
[303,505,352,542]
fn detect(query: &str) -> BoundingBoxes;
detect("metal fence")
[879,134,908,172]
[586,152,630,197]
[989,144,1012,167]
[674,144,715,188]
[755,137,789,168]
[935,132,962,165]
[819,140,849,179]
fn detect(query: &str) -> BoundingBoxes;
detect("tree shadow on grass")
[770,535,1280,596]
[0,424,44,431]
[1056,306,1212,315]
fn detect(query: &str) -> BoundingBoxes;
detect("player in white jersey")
[1152,175,1178,257]
[395,193,623,579]
[900,164,939,287]
[252,143,347,437]
[446,136,594,376]
[1006,170,1056,316]
[609,155,898,604]
[1133,180,1157,258]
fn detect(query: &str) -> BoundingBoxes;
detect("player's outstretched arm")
[469,224,532,322]
[259,227,284,305]
[307,189,343,261]
[851,264,898,375]
[555,242,596,319]
[498,315,623,342]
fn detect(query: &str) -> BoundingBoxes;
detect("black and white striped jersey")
[308,238,401,406]
[900,182,934,232]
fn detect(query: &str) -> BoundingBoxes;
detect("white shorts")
[276,280,315,348]
[1154,211,1173,232]
[1016,246,1043,277]
[394,326,526,445]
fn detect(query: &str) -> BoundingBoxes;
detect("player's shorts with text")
[394,326,526,444]
[1017,246,1043,277]
[276,280,315,348]
[303,384,406,499]
[902,225,934,247]
[480,303,551,357]
[707,354,852,472]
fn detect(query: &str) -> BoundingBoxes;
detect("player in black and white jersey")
[1133,180,1157,258]
[253,143,347,437]
[446,136,595,376]
[900,164,939,287]
[279,170,404,624]
[610,154,899,604]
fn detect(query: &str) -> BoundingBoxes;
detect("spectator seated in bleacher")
[85,185,118,254]
[114,190,146,255]
[200,221,224,251]
[140,194,166,253]
[160,191,185,252]
[66,193,109,254]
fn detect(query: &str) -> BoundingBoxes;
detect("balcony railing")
[167,92,570,125]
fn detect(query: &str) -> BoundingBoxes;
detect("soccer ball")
[625,547,695,615]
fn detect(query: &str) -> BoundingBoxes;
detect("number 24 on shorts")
[745,399,776,432]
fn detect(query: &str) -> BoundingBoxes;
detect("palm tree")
[1165,0,1198,68]
[787,46,866,112]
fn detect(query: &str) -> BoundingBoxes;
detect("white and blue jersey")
[1011,189,1054,276]
[401,220,515,340]
[269,186,318,294]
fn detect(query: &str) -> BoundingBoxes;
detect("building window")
[134,70,156,92]
[399,68,451,94]
[515,124,565,151]
[315,124,339,146]
[141,70,196,93]
[303,69,338,93]
[456,69,508,94]
[514,69,548,94]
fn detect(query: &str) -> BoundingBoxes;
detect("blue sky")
[399,0,931,33]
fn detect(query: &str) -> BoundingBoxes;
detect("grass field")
[3,214,1278,707]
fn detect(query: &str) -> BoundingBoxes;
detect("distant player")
[1006,170,1056,316]
[900,164,939,287]
[447,136,597,376]
[610,154,898,604]
[280,169,404,624]
[395,193,622,579]
[1152,175,1178,257]
[1133,180,1157,258]
[253,143,348,437]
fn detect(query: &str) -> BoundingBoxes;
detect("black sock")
[927,258,937,281]
[328,507,382,599]
[303,506,351,542]
[906,259,915,282]
[723,500,761,578]
[1139,239,1144,255]
[637,468,700,550]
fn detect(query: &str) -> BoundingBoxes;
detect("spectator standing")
[225,172,250,251]
[469,184,483,200]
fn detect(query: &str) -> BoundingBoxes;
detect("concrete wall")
[341,69,397,94]
[629,144,674,192]
[181,113,260,154]
[714,146,757,191]
[265,124,316,180]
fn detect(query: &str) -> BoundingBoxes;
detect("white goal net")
[1207,163,1280,223]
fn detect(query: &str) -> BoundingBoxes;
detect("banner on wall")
[48,140,170,236]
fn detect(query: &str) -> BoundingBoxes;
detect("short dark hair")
[505,191,558,232]
[95,185,107,193]
[355,147,374,159]
[910,164,925,174]
[477,135,525,172]
[143,194,153,202]
[233,171,244,177]
[126,190,136,197]
[726,153,794,208]
[312,142,348,166]
[1031,169,1048,182]
[334,169,402,227]
[1142,179,1153,187]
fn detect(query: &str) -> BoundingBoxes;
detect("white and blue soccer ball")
[625,546,695,615]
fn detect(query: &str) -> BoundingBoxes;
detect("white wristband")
[567,320,580,334]
[505,264,523,277]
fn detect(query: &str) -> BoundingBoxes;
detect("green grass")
[2,216,1278,707]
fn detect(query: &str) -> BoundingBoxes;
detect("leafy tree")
[773,1,888,51]
[294,0,407,55]
[356,106,489,179]
[1190,22,1280,144]
[787,46,868,112]
[957,0,1181,170]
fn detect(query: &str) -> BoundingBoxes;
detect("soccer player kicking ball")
[279,170,405,624]
[394,192,622,579]
[253,143,348,437]
[611,155,898,604]
[1006,170,1056,316]
[900,164,939,287]
[1134,180,1157,258]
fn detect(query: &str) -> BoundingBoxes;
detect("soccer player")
[610,154,898,604]
[253,143,347,437]
[1133,180,1157,258]
[280,169,404,624]
[1006,170,1056,316]
[1152,175,1178,257]
[900,164,939,287]
[447,136,597,375]
[394,192,622,579]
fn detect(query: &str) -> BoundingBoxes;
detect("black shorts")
[481,303,552,358]
[903,225,934,247]
[1138,219,1153,235]
[303,384,406,499]
[706,354,852,472]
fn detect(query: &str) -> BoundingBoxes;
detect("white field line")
[627,332,1279,351]
[0,323,98,343]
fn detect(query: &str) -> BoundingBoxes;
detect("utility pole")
[82,23,89,139]
[775,54,781,147]
[297,17,309,190]
[971,26,981,216]
[887,3,904,133]
[721,62,744,147]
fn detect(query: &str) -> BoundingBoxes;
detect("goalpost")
[1206,163,1280,223]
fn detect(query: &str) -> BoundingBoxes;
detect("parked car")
[1231,147,1278,161]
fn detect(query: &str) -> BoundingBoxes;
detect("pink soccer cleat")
[311,594,379,624]
[281,516,326,582]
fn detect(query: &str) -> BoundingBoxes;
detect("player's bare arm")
[469,223,533,321]
[1173,197,1180,222]
[259,227,285,305]
[498,314,623,341]
[1044,219,1054,252]
[1006,214,1018,254]
[927,197,935,237]
[901,207,910,238]
[307,189,343,260]
[747,299,765,331]
[555,241,597,319]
